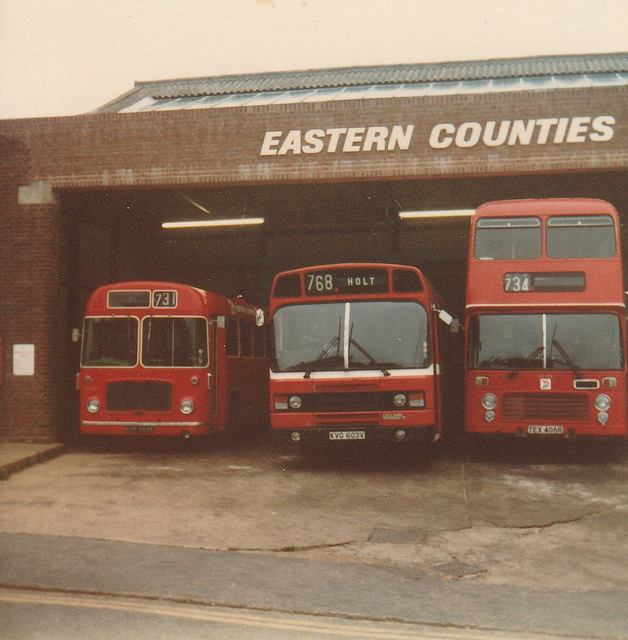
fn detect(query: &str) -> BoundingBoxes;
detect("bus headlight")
[393,393,407,408]
[484,410,495,423]
[180,399,194,415]
[289,395,302,410]
[594,394,611,411]
[597,411,609,425]
[481,393,497,410]
[86,398,100,414]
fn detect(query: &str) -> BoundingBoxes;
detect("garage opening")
[56,170,627,441]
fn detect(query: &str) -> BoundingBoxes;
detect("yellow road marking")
[0,589,545,639]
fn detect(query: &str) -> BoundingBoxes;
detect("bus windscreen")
[141,317,208,367]
[82,317,139,367]
[469,313,622,371]
[272,301,430,372]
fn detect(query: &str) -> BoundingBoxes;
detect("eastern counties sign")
[260,116,615,156]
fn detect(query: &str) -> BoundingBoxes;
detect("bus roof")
[474,198,618,219]
[85,281,260,319]
[270,262,440,308]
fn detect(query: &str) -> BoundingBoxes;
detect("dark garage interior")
[53,169,627,440]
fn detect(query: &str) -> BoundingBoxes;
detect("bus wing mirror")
[436,309,460,333]
[71,328,81,343]
[255,309,265,327]
[438,309,453,325]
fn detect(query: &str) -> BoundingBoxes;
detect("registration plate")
[329,431,366,441]
[527,425,564,435]
[125,426,155,434]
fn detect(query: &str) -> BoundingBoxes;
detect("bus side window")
[240,320,253,358]
[254,324,265,358]
[226,317,239,357]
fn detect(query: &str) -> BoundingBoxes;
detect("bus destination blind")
[305,268,389,296]
[504,272,585,293]
[107,290,178,308]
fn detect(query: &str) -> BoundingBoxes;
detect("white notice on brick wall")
[13,344,35,376]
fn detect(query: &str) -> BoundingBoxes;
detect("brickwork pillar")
[0,136,62,441]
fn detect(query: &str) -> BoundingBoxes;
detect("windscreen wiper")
[524,345,544,363]
[348,323,390,376]
[550,338,582,379]
[303,318,342,379]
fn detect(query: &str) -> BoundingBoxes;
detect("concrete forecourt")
[0,438,626,638]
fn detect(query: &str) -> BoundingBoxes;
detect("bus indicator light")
[408,392,425,408]
[274,396,289,411]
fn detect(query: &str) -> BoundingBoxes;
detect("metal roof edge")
[97,51,628,112]
[132,51,628,89]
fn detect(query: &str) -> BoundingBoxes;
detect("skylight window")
[118,73,628,113]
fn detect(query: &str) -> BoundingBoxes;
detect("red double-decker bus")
[78,281,268,438]
[465,198,627,439]
[268,263,454,447]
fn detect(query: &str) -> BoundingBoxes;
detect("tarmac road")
[0,436,626,638]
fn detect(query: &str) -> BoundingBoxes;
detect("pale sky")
[0,0,627,120]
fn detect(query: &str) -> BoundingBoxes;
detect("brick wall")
[0,136,61,440]
[0,86,625,189]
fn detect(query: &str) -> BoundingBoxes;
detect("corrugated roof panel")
[97,52,628,113]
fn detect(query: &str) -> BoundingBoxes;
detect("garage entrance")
[55,169,627,440]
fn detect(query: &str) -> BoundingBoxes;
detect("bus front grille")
[502,393,589,421]
[106,381,172,412]
[303,392,399,413]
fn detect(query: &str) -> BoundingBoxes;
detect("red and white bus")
[268,263,454,446]
[78,281,268,438]
[465,198,627,439]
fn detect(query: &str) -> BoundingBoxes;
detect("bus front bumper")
[81,420,211,437]
[271,424,438,445]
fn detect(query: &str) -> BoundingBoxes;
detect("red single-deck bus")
[78,281,268,438]
[465,198,627,439]
[269,263,454,446]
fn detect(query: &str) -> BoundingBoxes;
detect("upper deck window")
[392,268,423,293]
[272,273,301,298]
[546,215,616,259]
[474,217,542,260]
